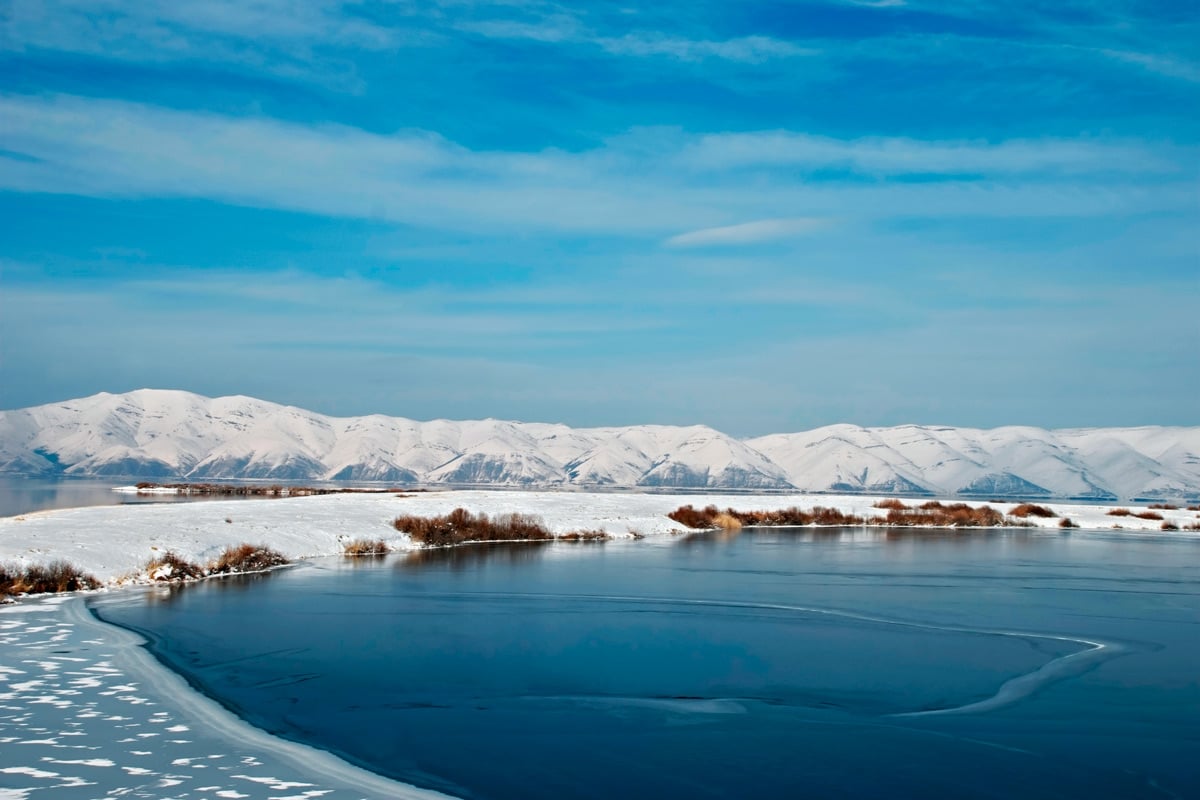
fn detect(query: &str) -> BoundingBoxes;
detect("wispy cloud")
[1,94,1190,239]
[666,218,831,248]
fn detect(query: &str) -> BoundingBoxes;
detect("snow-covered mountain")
[1,390,1197,500]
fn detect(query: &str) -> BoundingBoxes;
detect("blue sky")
[1,0,1196,435]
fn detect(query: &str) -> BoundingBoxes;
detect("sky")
[0,1,1197,436]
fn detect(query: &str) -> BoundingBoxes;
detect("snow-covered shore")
[0,594,454,800]
[1,490,1197,800]
[2,490,1197,584]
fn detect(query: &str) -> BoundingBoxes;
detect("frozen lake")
[93,527,1200,799]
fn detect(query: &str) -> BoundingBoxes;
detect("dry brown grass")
[668,504,867,529]
[667,505,721,528]
[873,498,909,510]
[712,512,743,531]
[208,544,290,575]
[394,508,554,547]
[1133,511,1164,521]
[145,552,204,582]
[1059,518,1079,528]
[1161,522,1179,531]
[1,560,99,598]
[1009,503,1057,519]
[343,539,390,556]
[883,502,1005,528]
[1148,503,1178,510]
[1107,508,1132,517]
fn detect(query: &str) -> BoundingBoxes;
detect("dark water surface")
[94,529,1200,799]
[0,476,277,518]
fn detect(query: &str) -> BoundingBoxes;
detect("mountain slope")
[0,390,1196,499]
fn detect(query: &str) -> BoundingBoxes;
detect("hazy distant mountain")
[1,390,1197,500]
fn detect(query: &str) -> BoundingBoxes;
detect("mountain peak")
[1,390,1196,499]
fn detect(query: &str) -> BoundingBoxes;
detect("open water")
[94,528,1200,799]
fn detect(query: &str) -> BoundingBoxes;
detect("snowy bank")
[2,490,1198,585]
[0,595,453,800]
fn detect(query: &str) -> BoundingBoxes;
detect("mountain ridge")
[1,389,1197,501]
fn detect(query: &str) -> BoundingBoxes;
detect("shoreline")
[0,593,456,799]
[3,490,1198,589]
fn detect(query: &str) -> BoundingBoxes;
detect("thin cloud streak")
[666,218,831,248]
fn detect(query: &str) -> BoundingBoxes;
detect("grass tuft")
[343,539,390,557]
[208,544,290,575]
[1,560,99,598]
[1059,518,1079,528]
[145,552,204,582]
[873,499,909,510]
[394,508,554,547]
[1009,503,1057,519]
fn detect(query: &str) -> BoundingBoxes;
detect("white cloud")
[597,34,814,63]
[666,218,831,248]
[0,94,1192,238]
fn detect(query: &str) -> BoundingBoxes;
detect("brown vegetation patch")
[712,512,743,531]
[208,544,290,575]
[1009,503,1057,519]
[884,503,1004,528]
[667,504,866,529]
[1059,518,1079,528]
[1107,508,1132,517]
[394,508,554,547]
[1161,522,1179,531]
[873,499,909,510]
[1133,511,1163,521]
[1148,503,1178,510]
[1,560,99,598]
[343,539,391,556]
[146,552,204,582]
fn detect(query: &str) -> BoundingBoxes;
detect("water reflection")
[136,569,285,606]
[395,541,552,571]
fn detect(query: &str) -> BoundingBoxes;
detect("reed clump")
[394,508,554,546]
[208,544,290,575]
[667,504,866,529]
[343,539,391,556]
[1,560,99,598]
[883,501,1005,528]
[1009,503,1057,519]
[873,498,909,510]
[145,552,205,582]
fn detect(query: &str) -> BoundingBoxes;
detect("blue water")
[0,476,275,517]
[93,529,1200,799]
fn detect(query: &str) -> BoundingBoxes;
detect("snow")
[5,389,1198,498]
[2,490,1196,585]
[0,596,455,799]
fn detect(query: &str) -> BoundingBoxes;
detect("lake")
[0,476,291,518]
[93,528,1200,799]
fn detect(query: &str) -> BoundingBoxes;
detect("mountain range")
[1,390,1197,501]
